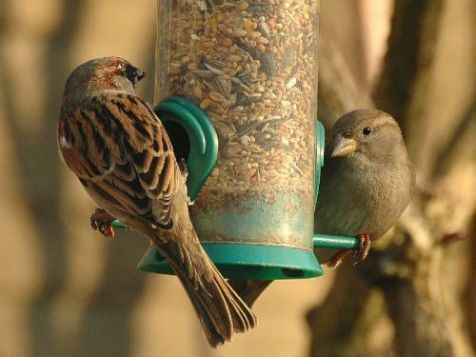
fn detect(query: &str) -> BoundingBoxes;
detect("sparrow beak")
[131,68,145,85]
[331,135,358,157]
[124,64,146,85]
[135,68,146,82]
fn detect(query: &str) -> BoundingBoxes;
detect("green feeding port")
[110,95,216,228]
[314,121,326,204]
[114,96,360,279]
[156,96,218,200]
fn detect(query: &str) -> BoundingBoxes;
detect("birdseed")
[156,0,319,209]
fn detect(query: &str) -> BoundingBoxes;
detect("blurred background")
[0,0,474,356]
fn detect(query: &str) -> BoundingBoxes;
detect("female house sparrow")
[57,57,256,347]
[230,109,415,306]
[316,109,415,266]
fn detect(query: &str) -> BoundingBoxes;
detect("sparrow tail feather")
[156,230,257,347]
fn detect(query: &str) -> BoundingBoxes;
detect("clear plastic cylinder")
[155,0,319,250]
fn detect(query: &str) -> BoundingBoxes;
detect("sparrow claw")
[322,249,353,268]
[322,233,372,268]
[353,233,371,265]
[90,208,116,238]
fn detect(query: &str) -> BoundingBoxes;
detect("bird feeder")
[115,0,359,280]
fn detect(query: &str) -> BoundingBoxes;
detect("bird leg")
[90,208,116,238]
[322,233,371,268]
[321,249,353,268]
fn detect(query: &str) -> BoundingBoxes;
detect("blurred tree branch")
[317,39,374,130]
[308,0,475,356]
[373,0,444,137]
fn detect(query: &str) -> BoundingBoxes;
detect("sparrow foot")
[353,233,371,265]
[321,233,371,268]
[90,208,116,238]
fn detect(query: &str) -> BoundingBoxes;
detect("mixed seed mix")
[156,0,319,208]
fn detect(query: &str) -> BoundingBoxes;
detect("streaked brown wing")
[58,93,178,227]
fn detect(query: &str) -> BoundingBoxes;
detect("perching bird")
[57,57,257,347]
[230,109,415,306]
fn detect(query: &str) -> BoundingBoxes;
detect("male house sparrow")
[230,109,415,306]
[57,57,256,347]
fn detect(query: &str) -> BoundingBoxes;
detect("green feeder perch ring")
[138,235,360,280]
[139,244,322,280]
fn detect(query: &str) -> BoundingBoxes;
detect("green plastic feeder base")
[138,243,323,280]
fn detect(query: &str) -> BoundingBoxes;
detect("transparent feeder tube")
[155,0,319,250]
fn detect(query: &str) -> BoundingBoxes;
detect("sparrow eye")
[362,127,373,136]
